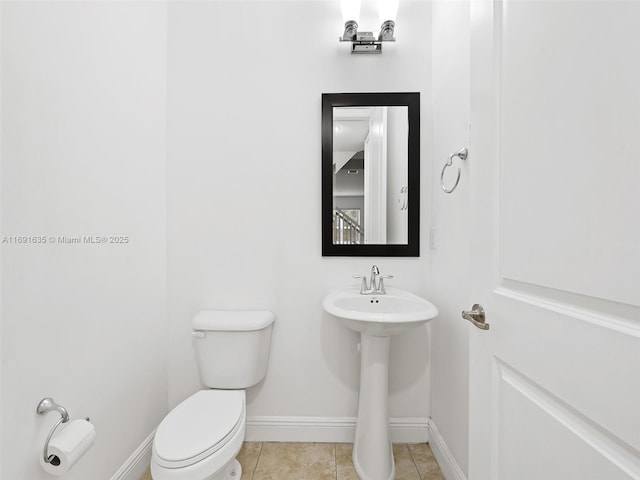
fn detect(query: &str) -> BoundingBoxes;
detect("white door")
[468,1,640,479]
[364,107,387,243]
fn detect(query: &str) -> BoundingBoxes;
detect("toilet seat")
[153,390,245,469]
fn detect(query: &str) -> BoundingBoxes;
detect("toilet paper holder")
[37,397,89,465]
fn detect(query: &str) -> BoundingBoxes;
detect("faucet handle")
[377,275,394,294]
[353,275,369,294]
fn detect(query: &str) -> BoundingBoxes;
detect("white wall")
[429,0,471,476]
[0,2,3,471]
[334,170,365,197]
[1,2,168,479]
[167,0,433,436]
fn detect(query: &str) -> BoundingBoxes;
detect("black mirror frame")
[322,92,420,257]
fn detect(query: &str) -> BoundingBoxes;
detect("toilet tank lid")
[192,310,275,331]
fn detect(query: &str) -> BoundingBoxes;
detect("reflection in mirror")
[332,106,408,245]
[322,93,420,257]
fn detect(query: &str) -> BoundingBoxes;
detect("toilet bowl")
[150,311,274,480]
[151,391,246,480]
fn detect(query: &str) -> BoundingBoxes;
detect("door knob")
[462,304,490,330]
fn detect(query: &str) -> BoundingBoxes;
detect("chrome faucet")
[370,265,380,292]
[353,265,394,295]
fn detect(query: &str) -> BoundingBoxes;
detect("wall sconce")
[340,0,399,54]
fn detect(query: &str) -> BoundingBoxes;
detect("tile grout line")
[407,444,424,480]
[249,442,263,480]
[334,443,338,480]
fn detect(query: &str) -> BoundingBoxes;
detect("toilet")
[151,310,274,480]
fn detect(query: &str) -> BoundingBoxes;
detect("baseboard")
[111,417,432,479]
[427,419,467,480]
[111,429,155,480]
[246,416,429,444]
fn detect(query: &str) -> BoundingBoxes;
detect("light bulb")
[378,0,399,24]
[341,0,361,24]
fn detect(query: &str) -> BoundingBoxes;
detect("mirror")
[322,92,420,256]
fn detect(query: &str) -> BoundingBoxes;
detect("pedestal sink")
[323,287,438,480]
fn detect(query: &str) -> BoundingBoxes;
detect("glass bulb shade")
[378,0,399,23]
[341,0,361,23]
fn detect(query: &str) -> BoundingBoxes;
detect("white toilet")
[150,310,274,480]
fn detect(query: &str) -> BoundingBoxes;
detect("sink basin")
[323,287,438,335]
[323,286,438,480]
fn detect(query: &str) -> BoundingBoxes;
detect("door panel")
[364,108,387,244]
[468,1,640,479]
[499,0,640,306]
[497,360,638,479]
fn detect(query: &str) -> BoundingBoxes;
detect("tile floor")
[140,442,443,480]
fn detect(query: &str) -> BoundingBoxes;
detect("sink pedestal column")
[353,333,395,480]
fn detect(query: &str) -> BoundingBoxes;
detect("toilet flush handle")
[192,331,206,339]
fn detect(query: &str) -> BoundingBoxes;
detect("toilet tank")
[192,310,274,389]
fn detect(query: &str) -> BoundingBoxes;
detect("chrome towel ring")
[441,147,468,193]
